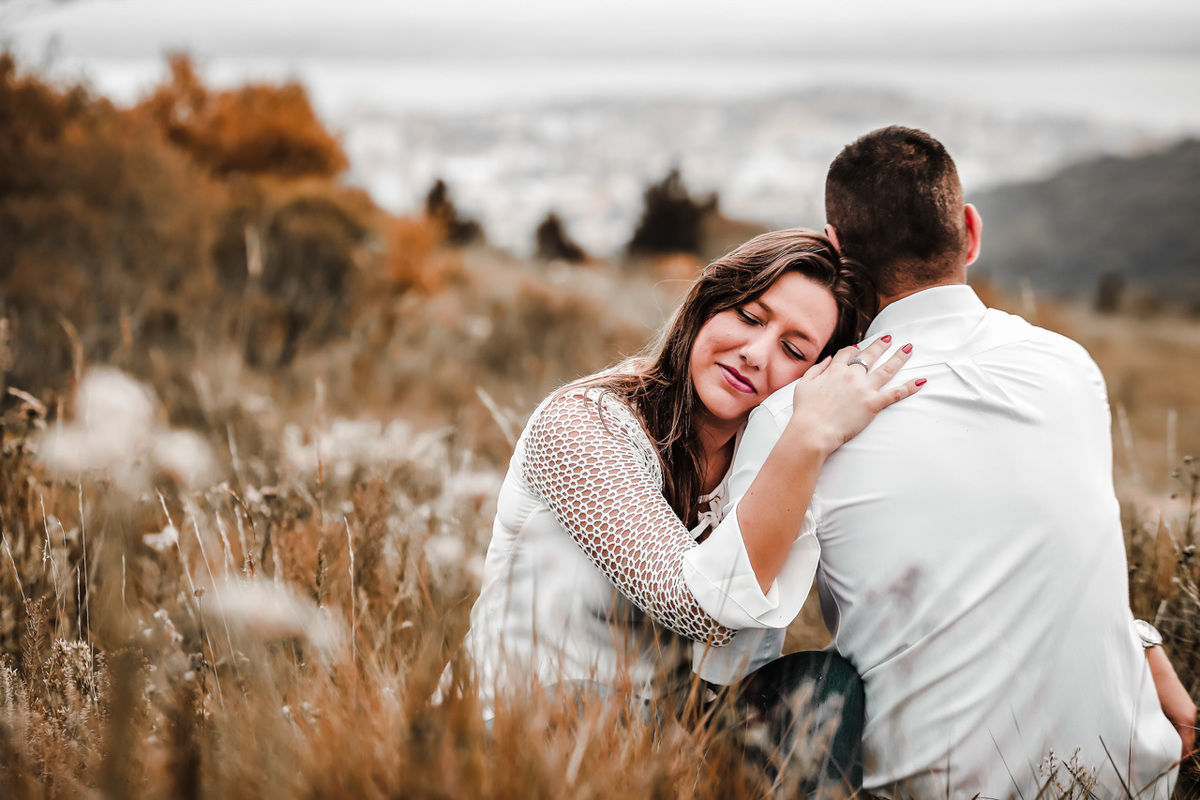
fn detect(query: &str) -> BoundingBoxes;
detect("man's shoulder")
[974,307,1110,409]
[982,306,1101,372]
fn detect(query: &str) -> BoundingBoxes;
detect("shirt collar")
[864,284,986,340]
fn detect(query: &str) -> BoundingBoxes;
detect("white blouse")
[459,386,818,716]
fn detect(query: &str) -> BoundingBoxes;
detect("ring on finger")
[847,356,870,371]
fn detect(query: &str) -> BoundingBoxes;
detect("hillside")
[973,139,1200,308]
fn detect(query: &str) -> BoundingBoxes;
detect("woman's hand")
[787,335,924,457]
[736,335,922,593]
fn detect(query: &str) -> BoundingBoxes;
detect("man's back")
[740,286,1180,797]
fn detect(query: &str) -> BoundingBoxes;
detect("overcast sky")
[6,0,1200,61]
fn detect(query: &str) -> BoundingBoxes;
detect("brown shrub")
[534,211,587,264]
[384,214,464,293]
[0,53,224,396]
[424,178,483,246]
[138,54,348,179]
[2,51,395,402]
[627,168,717,257]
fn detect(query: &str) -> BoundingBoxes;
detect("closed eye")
[737,308,761,325]
[782,341,807,361]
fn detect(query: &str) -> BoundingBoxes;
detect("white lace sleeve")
[521,389,735,646]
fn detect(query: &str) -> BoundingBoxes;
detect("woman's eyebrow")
[755,299,817,343]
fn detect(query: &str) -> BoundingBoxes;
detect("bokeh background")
[1,1,1199,796]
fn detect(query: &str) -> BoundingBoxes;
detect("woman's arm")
[737,337,922,592]
[522,390,737,646]
[1147,644,1197,760]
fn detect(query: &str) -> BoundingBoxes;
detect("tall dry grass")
[1,323,1196,798]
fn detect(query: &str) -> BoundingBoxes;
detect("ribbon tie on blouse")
[690,481,728,541]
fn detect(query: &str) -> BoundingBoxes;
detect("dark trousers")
[555,650,865,796]
[730,650,866,797]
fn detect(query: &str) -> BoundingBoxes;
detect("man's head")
[824,126,981,302]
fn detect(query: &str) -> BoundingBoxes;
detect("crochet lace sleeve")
[521,390,735,646]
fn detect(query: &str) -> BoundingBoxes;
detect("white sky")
[6,0,1200,60]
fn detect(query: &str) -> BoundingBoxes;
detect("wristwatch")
[1133,619,1164,649]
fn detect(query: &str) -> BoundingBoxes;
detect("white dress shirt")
[710,285,1180,798]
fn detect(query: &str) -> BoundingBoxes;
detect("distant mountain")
[973,139,1200,307]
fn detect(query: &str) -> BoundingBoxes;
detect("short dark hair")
[825,126,967,297]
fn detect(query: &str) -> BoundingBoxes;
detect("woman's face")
[689,271,839,430]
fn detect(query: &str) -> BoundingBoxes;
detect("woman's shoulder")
[529,380,644,440]
[520,378,661,477]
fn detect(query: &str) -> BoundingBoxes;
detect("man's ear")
[824,224,842,254]
[964,204,982,266]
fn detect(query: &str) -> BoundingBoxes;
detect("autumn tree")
[138,54,348,179]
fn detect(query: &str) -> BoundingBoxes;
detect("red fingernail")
[852,344,859,349]
[902,343,913,354]
[881,335,892,343]
[915,378,927,387]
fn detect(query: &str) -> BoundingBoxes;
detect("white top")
[459,385,819,717]
[713,285,1180,798]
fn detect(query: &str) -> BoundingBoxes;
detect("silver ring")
[847,356,870,371]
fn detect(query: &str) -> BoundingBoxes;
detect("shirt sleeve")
[693,626,786,686]
[682,397,821,629]
[521,391,736,646]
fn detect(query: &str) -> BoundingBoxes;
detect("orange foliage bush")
[0,53,223,392]
[0,52,396,391]
[138,54,348,179]
[384,214,465,293]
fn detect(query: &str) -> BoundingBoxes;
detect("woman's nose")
[738,334,769,368]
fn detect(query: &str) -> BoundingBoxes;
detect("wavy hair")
[590,229,874,526]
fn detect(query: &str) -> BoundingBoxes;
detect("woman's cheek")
[772,361,811,392]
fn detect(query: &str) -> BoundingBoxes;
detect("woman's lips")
[719,364,756,394]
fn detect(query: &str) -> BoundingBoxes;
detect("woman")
[455,229,921,788]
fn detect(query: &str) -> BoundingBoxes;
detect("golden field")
[1,54,1197,797]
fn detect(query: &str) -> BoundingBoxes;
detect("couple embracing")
[453,126,1196,797]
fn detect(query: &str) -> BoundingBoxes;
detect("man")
[720,127,1194,797]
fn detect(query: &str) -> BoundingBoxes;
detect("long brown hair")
[591,229,875,527]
